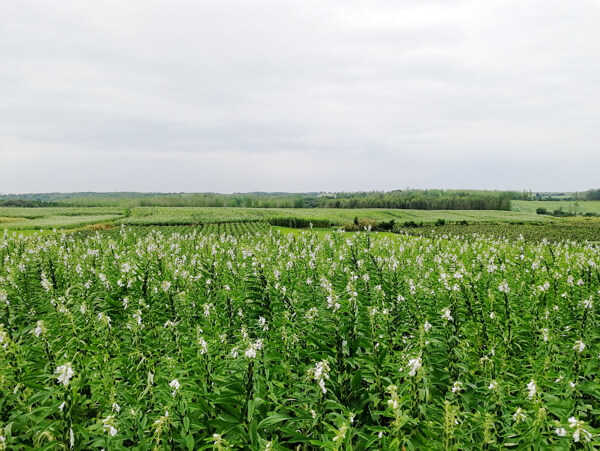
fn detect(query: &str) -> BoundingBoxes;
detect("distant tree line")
[315,190,524,210]
[0,189,530,211]
[0,199,61,207]
[584,189,600,201]
[532,188,600,201]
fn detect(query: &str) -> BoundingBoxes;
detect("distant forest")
[0,190,532,210]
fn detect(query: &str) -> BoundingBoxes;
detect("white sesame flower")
[169,379,181,391]
[102,415,118,436]
[526,379,537,399]
[112,402,120,412]
[451,381,463,393]
[441,308,453,322]
[488,380,498,390]
[407,357,422,377]
[41,275,53,292]
[573,340,586,353]
[423,320,432,332]
[258,316,268,331]
[309,360,330,393]
[97,312,111,328]
[333,424,348,442]
[555,427,566,437]
[244,346,257,359]
[55,363,75,386]
[568,416,592,442]
[537,281,550,292]
[498,281,510,293]
[541,328,549,341]
[0,325,9,349]
[513,407,526,423]
[198,337,208,355]
[306,307,318,320]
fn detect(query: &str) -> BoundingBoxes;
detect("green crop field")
[0,206,555,233]
[398,220,600,243]
[1,227,599,449]
[119,207,552,228]
[512,200,600,215]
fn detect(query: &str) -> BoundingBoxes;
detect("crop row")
[397,222,600,244]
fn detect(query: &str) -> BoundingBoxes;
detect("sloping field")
[512,200,600,215]
[118,207,552,227]
[0,207,124,218]
[0,215,124,230]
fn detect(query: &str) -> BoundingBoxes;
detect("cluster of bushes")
[535,208,598,218]
[394,219,468,230]
[267,218,332,228]
[342,218,470,232]
[342,217,378,231]
[584,189,600,200]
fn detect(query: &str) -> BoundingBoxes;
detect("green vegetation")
[396,220,600,243]
[513,200,600,216]
[0,189,526,210]
[1,227,599,448]
[117,207,551,228]
[0,215,122,231]
[0,207,554,233]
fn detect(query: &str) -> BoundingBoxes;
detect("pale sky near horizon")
[1,0,599,194]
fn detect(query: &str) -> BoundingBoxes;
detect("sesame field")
[1,226,599,449]
[0,206,555,231]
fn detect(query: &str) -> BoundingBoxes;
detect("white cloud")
[1,0,599,192]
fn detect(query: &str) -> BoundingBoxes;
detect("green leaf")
[258,414,290,429]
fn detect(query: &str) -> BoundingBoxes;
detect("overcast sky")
[1,0,599,193]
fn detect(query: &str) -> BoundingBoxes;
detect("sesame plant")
[0,227,599,449]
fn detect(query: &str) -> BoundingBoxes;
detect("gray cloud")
[1,0,599,192]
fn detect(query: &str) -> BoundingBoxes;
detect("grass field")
[512,200,600,215]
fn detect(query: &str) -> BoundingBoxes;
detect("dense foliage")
[1,228,599,449]
[0,190,527,210]
[397,222,600,244]
[315,190,523,211]
[584,190,600,201]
